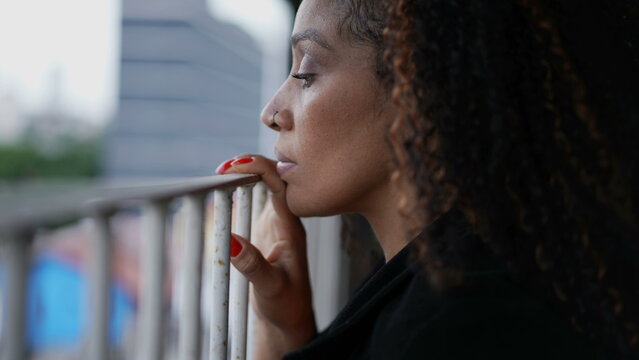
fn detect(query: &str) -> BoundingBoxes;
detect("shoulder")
[371,270,597,360]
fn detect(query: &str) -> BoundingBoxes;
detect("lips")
[276,161,297,176]
[275,148,297,177]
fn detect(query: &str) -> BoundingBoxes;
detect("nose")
[260,88,293,132]
[261,108,282,131]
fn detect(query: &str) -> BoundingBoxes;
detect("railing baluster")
[246,182,267,360]
[138,200,169,360]
[230,185,254,360]
[210,189,233,360]
[2,232,31,360]
[0,174,261,360]
[88,213,113,360]
[251,182,268,223]
[178,193,206,360]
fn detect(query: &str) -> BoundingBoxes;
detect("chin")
[287,200,333,218]
[286,191,342,218]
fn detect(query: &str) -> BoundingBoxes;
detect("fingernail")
[230,234,243,257]
[216,159,235,174]
[231,157,254,166]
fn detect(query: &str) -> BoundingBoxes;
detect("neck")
[360,177,420,262]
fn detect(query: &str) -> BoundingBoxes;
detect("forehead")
[294,0,341,39]
[292,0,379,77]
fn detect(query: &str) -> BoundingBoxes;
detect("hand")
[216,155,317,358]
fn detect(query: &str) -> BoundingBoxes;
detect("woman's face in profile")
[261,0,395,217]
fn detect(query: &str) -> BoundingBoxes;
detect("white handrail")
[178,193,206,360]
[88,212,113,360]
[2,232,30,360]
[230,184,254,360]
[138,200,170,360]
[0,174,263,360]
[210,189,233,360]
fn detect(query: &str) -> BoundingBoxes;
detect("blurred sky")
[0,0,291,125]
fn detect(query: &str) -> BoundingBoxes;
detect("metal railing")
[0,174,265,360]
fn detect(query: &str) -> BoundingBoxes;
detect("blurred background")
[0,0,294,181]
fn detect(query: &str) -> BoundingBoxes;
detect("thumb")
[230,233,285,297]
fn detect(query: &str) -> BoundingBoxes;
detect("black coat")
[283,213,597,359]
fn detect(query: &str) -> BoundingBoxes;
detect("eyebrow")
[291,29,333,50]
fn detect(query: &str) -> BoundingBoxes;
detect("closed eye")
[291,73,315,88]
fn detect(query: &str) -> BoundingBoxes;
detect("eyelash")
[291,73,315,88]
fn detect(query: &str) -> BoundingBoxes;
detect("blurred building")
[0,91,25,144]
[104,0,262,178]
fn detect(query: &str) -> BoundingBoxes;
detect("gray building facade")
[104,0,262,178]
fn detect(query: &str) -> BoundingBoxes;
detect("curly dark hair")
[336,0,639,357]
[333,0,392,83]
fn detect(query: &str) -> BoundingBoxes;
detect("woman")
[216,0,639,358]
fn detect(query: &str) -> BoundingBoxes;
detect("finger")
[265,240,286,263]
[214,153,252,173]
[230,233,285,297]
[216,155,294,218]
[216,155,286,195]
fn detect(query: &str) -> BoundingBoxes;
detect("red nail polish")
[231,235,243,257]
[231,157,254,166]
[216,159,234,174]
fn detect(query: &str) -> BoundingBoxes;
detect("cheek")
[298,72,390,167]
[286,88,393,216]
[297,104,358,176]
[299,79,376,145]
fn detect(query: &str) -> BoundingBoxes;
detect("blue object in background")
[25,255,135,350]
[27,256,88,348]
